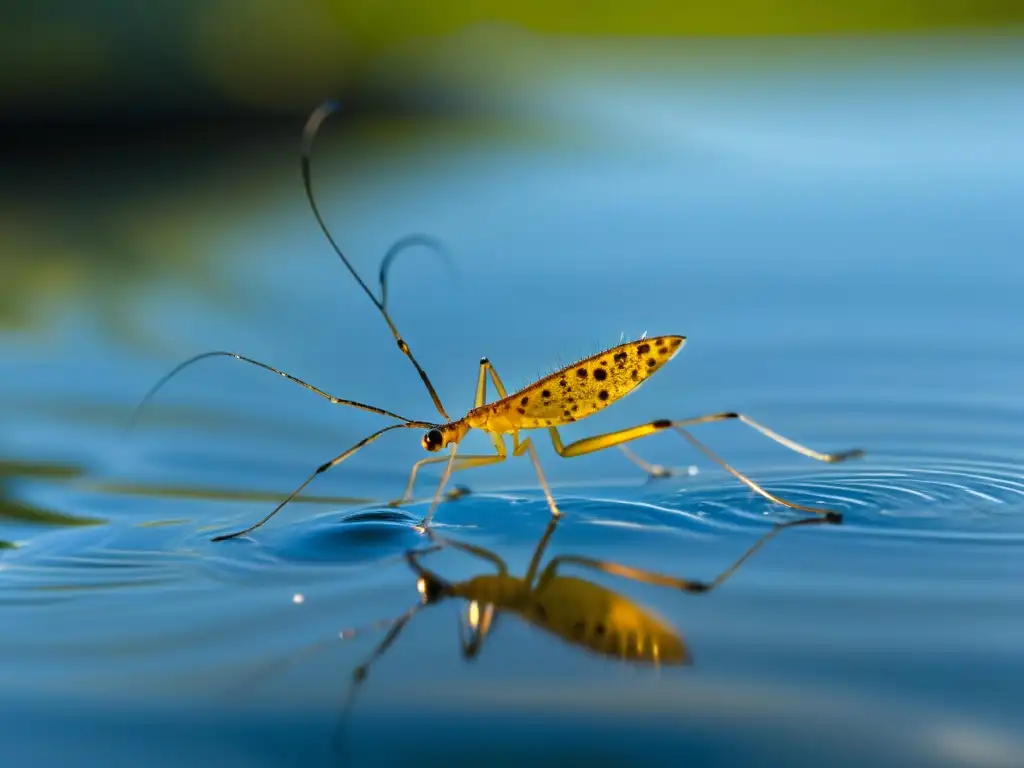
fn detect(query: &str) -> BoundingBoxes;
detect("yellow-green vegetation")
[3,4,1022,117]
[0,460,105,527]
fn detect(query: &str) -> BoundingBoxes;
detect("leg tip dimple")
[830,448,865,463]
[444,485,472,501]
[824,511,844,524]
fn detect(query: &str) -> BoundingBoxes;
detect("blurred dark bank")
[2,4,1023,767]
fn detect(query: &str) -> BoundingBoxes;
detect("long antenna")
[378,234,456,310]
[301,101,450,421]
[126,235,453,434]
[126,350,418,434]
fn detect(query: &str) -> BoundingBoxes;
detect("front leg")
[387,451,506,507]
[388,357,510,507]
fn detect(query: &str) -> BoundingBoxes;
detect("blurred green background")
[4,3,1024,122]
[3,3,1022,337]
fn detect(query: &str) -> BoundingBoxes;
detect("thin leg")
[482,359,510,398]
[414,355,518,530]
[418,443,460,529]
[512,436,562,520]
[389,357,511,506]
[549,412,862,463]
[536,515,834,594]
[211,422,422,541]
[387,452,506,507]
[128,350,416,432]
[544,412,862,521]
[488,359,561,521]
[617,444,674,479]
[396,359,571,525]
[674,427,842,520]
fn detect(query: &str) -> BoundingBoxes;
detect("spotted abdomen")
[501,336,685,429]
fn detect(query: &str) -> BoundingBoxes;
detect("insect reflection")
[335,511,835,712]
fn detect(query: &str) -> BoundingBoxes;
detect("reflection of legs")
[545,413,862,520]
[389,357,511,507]
[524,516,562,585]
[410,534,509,575]
[349,605,421,683]
[337,601,424,753]
[536,515,834,594]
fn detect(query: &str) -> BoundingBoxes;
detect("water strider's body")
[426,335,685,449]
[130,100,864,543]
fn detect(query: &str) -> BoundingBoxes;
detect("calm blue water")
[2,47,1024,767]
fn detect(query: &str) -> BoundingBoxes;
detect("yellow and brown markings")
[476,336,685,430]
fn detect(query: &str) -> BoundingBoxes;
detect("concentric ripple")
[645,453,1024,541]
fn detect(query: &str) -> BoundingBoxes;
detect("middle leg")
[482,358,563,522]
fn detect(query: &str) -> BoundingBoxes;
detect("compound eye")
[423,429,444,452]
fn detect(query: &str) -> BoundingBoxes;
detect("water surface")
[2,44,1023,767]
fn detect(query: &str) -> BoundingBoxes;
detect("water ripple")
[649,453,1024,541]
